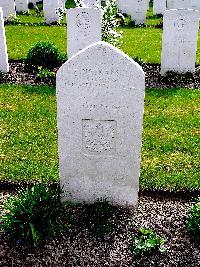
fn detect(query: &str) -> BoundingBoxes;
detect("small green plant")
[37,66,56,83]
[0,184,74,246]
[4,14,21,25]
[186,197,200,243]
[130,228,167,255]
[25,41,65,69]
[83,199,117,238]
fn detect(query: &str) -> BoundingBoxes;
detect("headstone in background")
[129,0,148,25]
[167,0,191,9]
[43,0,60,24]
[57,41,145,207]
[161,9,199,75]
[0,0,16,20]
[67,7,101,58]
[153,0,167,15]
[0,8,9,73]
[15,0,29,12]
[84,0,101,7]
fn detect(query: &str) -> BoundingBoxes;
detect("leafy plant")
[25,41,65,69]
[130,228,167,255]
[37,66,56,84]
[83,199,117,238]
[0,184,74,246]
[186,197,200,242]
[4,14,21,26]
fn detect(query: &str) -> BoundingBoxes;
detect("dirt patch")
[0,62,199,89]
[0,192,199,267]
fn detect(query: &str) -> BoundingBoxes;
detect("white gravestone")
[129,0,148,25]
[116,0,129,14]
[84,0,101,7]
[153,0,167,15]
[43,0,60,24]
[161,9,199,75]
[191,0,200,10]
[0,0,16,20]
[67,8,101,58]
[167,0,191,9]
[0,8,9,73]
[15,0,29,12]
[57,41,145,207]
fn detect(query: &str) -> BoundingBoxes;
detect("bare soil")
[0,190,199,267]
[0,62,199,89]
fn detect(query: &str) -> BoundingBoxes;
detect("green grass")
[1,84,199,190]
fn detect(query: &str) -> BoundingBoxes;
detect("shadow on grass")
[21,85,56,95]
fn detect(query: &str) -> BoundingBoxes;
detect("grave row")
[0,6,199,75]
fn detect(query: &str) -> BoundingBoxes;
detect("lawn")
[1,84,199,190]
[5,5,200,64]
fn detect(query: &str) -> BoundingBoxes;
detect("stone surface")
[43,0,60,24]
[191,0,200,10]
[67,7,101,58]
[15,0,29,12]
[0,0,16,20]
[153,0,167,15]
[167,0,191,9]
[0,8,9,73]
[57,41,145,207]
[83,0,101,7]
[161,9,199,75]
[129,0,148,25]
[116,0,129,14]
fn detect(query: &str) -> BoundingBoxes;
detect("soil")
[0,190,199,267]
[0,61,200,89]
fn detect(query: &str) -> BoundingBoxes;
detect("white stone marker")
[116,0,129,14]
[153,0,167,15]
[15,0,29,12]
[67,8,101,58]
[0,0,16,20]
[129,0,148,25]
[191,0,200,10]
[161,9,199,75]
[57,41,145,207]
[167,0,191,9]
[84,0,101,7]
[0,8,9,73]
[43,0,60,24]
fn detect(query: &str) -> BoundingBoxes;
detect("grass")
[1,84,199,190]
[5,5,200,63]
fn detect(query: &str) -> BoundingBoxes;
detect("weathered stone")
[84,0,101,7]
[57,41,145,207]
[0,8,9,73]
[67,7,101,58]
[15,0,29,12]
[167,0,191,9]
[0,0,16,20]
[43,0,60,24]
[129,0,148,25]
[153,0,167,15]
[161,9,199,75]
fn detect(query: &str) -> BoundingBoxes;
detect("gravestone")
[43,0,60,24]
[167,0,191,9]
[129,0,148,25]
[153,0,167,15]
[57,41,145,206]
[0,0,16,20]
[15,0,29,12]
[116,0,129,14]
[191,0,200,10]
[0,8,9,73]
[161,9,199,75]
[84,0,101,7]
[67,8,101,58]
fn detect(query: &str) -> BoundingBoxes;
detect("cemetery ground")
[0,4,200,267]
